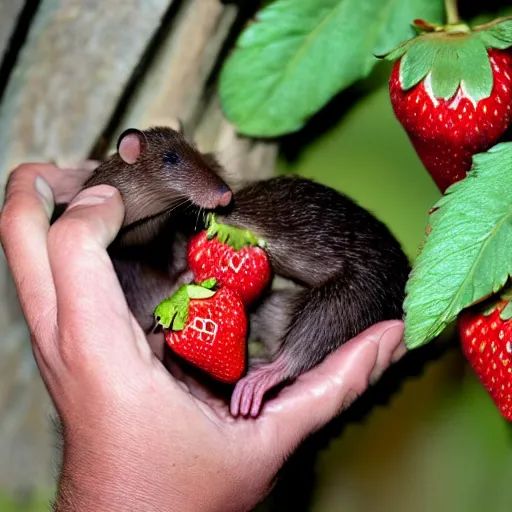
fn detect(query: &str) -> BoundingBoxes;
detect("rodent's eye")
[163,151,181,166]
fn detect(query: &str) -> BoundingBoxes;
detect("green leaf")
[482,301,499,316]
[154,287,190,330]
[380,39,413,62]
[500,284,512,301]
[154,284,216,330]
[475,18,512,50]
[399,39,437,90]
[207,214,266,251]
[186,285,216,300]
[428,36,493,101]
[457,36,492,102]
[200,278,217,289]
[404,142,512,349]
[219,0,444,137]
[429,39,464,99]
[386,32,493,102]
[500,301,512,320]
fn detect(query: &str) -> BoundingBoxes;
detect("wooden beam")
[0,0,174,174]
[111,0,238,141]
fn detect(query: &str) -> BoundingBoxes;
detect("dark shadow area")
[459,0,510,19]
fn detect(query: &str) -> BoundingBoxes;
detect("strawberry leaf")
[500,301,512,320]
[456,36,492,102]
[383,17,512,103]
[154,284,216,330]
[154,287,190,330]
[186,285,216,300]
[482,302,499,316]
[500,285,512,301]
[399,39,436,90]
[429,39,466,100]
[219,0,443,137]
[383,33,493,102]
[200,278,217,289]
[207,214,266,251]
[475,18,512,50]
[404,142,512,349]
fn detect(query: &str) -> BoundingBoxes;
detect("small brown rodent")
[53,127,233,332]
[59,126,410,418]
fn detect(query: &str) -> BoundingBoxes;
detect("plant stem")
[445,0,460,24]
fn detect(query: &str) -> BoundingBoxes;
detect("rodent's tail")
[276,274,405,379]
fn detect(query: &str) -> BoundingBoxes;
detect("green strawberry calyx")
[377,16,512,103]
[154,279,217,330]
[478,284,512,321]
[206,213,266,251]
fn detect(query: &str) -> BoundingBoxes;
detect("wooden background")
[0,0,278,507]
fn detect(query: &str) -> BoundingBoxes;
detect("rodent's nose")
[218,186,232,207]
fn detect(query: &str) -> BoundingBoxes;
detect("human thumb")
[262,321,405,453]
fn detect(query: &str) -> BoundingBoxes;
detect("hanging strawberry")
[381,13,512,192]
[188,214,272,306]
[459,294,512,421]
[401,122,512,423]
[154,279,248,384]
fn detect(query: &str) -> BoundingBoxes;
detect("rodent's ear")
[117,128,145,164]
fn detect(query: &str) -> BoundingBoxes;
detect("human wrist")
[53,431,186,512]
[52,436,249,512]
[54,465,249,512]
[54,457,170,511]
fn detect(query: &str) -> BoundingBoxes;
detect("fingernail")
[67,185,117,210]
[35,176,54,217]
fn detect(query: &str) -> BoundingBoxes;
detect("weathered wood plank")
[195,95,277,182]
[0,0,174,174]
[0,0,25,62]
[112,0,238,138]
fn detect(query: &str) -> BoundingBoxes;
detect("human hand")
[0,163,406,512]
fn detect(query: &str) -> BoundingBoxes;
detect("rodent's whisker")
[195,207,204,231]
[166,197,190,214]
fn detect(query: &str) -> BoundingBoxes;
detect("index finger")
[0,164,94,363]
[4,163,93,204]
[0,166,60,362]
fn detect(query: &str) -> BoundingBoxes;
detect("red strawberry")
[154,281,247,384]
[383,18,512,193]
[188,214,272,306]
[459,298,512,421]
